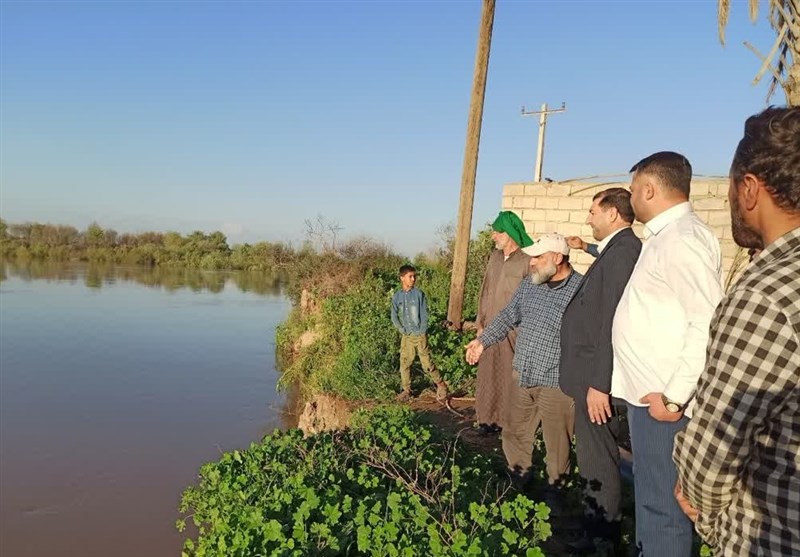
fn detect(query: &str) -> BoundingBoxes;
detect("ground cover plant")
[177,406,553,557]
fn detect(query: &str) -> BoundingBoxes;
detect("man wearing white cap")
[466,233,582,488]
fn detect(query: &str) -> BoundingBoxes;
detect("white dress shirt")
[611,202,723,416]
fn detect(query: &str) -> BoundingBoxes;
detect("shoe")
[435,382,449,402]
[395,390,411,402]
[475,423,501,436]
[559,518,622,556]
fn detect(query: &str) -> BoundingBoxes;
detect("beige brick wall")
[501,179,742,279]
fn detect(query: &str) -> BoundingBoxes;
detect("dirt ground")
[408,391,503,452]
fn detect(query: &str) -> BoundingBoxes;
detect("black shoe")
[569,517,622,555]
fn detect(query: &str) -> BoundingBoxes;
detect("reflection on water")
[1,258,286,296]
[0,260,296,557]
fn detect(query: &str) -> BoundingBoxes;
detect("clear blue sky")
[0,0,779,256]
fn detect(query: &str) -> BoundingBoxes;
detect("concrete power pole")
[446,0,496,330]
[521,102,566,182]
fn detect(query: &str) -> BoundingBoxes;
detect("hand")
[586,387,612,424]
[674,481,699,522]
[465,339,484,365]
[566,236,588,252]
[639,392,684,422]
[476,326,484,336]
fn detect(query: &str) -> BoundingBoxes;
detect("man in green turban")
[474,211,534,435]
[491,211,534,250]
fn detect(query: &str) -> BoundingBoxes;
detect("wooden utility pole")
[521,102,566,181]
[446,0,495,330]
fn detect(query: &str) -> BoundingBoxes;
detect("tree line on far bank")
[0,218,297,271]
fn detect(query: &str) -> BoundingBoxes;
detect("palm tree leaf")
[718,0,731,44]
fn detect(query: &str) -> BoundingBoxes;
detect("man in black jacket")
[560,188,641,546]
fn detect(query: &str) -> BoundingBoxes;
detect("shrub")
[177,406,552,556]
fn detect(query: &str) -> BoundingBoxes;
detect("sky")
[0,0,782,256]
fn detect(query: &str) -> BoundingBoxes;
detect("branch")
[753,23,788,83]
[773,1,800,38]
[744,40,787,86]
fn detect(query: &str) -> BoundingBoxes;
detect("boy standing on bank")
[391,264,449,402]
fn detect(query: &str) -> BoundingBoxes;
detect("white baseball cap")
[522,233,570,257]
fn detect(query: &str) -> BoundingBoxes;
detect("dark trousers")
[574,398,623,522]
[627,404,692,557]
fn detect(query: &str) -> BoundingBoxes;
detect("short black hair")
[731,106,800,213]
[629,151,692,198]
[399,264,416,276]
[593,187,635,223]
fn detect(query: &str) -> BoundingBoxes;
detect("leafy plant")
[178,406,552,557]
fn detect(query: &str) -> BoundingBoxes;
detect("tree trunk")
[787,58,800,106]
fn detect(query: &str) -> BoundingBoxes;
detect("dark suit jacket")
[559,227,641,401]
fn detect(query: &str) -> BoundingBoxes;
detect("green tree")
[84,222,105,247]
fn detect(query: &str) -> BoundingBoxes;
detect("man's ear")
[740,173,761,211]
[643,180,656,201]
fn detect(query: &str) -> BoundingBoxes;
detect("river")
[0,260,295,557]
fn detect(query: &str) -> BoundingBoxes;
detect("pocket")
[574,344,595,358]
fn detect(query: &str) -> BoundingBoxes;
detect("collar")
[750,226,800,269]
[596,226,630,254]
[644,201,692,239]
[503,247,523,261]
[545,267,577,291]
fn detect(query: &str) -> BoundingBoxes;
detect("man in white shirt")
[611,151,723,557]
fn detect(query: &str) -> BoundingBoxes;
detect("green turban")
[491,211,533,248]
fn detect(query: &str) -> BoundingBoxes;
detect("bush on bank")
[276,228,495,400]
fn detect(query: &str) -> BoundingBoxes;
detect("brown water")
[0,261,296,557]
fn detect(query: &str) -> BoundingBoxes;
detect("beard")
[530,260,557,285]
[730,192,763,250]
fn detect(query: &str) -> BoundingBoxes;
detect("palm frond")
[718,0,731,44]
[749,0,760,22]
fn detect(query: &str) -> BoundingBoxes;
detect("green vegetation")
[276,228,494,399]
[177,405,553,557]
[0,218,296,271]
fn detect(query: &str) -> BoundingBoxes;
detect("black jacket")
[559,227,641,400]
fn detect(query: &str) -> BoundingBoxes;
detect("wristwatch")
[662,394,684,413]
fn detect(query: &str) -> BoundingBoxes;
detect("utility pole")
[447,0,495,330]
[521,102,566,182]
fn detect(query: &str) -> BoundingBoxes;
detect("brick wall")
[501,179,743,279]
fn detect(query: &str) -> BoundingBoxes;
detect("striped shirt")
[673,226,800,556]
[479,269,583,388]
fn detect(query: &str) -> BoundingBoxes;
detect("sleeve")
[419,290,429,332]
[478,281,524,347]
[588,243,640,393]
[586,243,600,258]
[661,237,724,404]
[390,293,404,333]
[673,289,799,546]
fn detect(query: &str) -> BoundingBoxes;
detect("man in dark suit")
[560,188,641,547]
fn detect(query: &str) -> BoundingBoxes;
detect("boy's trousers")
[399,334,443,390]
